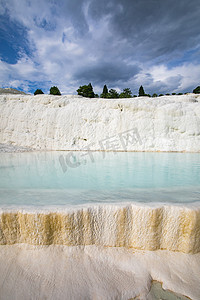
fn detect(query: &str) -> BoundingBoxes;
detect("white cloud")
[1,0,200,95]
[134,63,200,94]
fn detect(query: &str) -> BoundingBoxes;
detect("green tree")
[193,86,200,94]
[119,88,132,98]
[77,83,95,98]
[108,89,119,99]
[152,93,158,98]
[103,84,108,94]
[50,86,61,95]
[88,83,94,97]
[139,85,145,96]
[100,85,109,98]
[34,89,44,95]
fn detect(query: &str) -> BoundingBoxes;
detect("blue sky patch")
[0,14,30,64]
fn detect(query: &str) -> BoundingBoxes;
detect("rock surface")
[1,203,200,254]
[0,88,27,95]
[0,244,199,300]
[0,94,200,152]
[0,143,32,152]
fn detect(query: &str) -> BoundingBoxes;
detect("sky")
[0,0,200,96]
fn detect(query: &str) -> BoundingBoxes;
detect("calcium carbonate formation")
[1,95,200,299]
[0,94,200,152]
[1,204,200,253]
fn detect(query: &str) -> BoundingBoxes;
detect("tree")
[103,85,108,94]
[34,89,44,95]
[152,93,158,98]
[119,88,132,98]
[88,83,94,98]
[108,89,119,99]
[139,85,145,96]
[77,83,95,98]
[100,85,109,98]
[50,86,61,95]
[193,86,200,94]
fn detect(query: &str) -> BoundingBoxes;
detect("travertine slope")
[1,203,200,253]
[0,94,200,151]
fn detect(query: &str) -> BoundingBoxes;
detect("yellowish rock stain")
[0,205,200,253]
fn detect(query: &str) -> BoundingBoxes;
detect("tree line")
[34,86,61,95]
[34,84,200,97]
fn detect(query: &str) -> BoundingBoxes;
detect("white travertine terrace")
[0,94,200,152]
[1,94,200,299]
[1,203,200,254]
[0,244,200,300]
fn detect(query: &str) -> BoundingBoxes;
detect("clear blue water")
[0,151,200,206]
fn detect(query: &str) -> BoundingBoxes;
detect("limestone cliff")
[0,94,200,151]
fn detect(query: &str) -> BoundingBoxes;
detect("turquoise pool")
[0,151,200,206]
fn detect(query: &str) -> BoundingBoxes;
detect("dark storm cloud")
[56,0,90,36]
[59,0,200,91]
[86,0,200,61]
[1,0,200,94]
[74,62,140,86]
